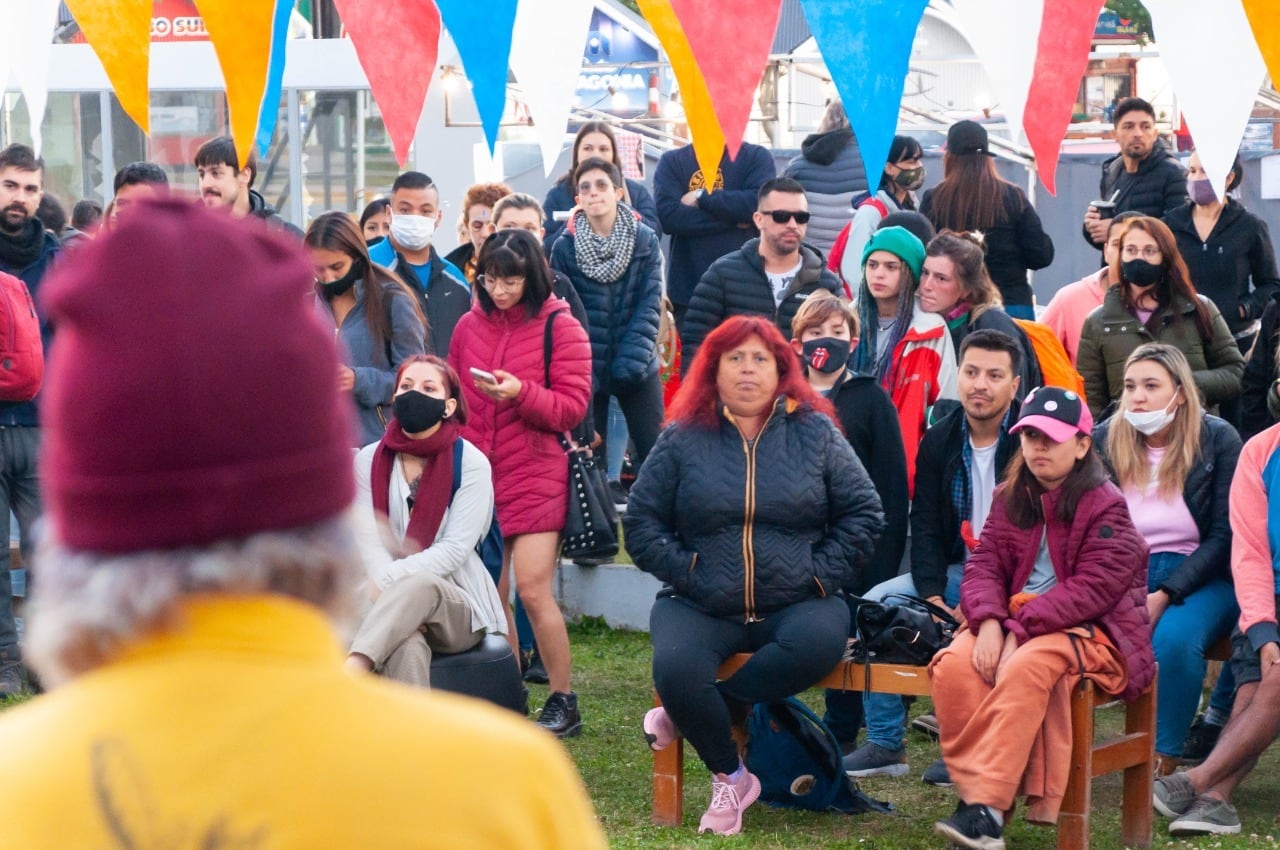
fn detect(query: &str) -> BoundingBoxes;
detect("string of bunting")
[0,0,1275,194]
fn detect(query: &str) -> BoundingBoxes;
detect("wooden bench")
[652,654,1156,850]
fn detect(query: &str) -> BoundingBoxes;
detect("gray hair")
[817,100,850,134]
[26,515,363,686]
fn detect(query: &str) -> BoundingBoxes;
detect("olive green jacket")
[1078,286,1244,418]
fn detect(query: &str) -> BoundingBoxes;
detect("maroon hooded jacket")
[960,479,1154,703]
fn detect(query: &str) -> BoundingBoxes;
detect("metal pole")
[98,89,115,203]
[356,90,367,206]
[287,88,304,226]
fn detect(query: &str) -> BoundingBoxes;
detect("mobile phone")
[469,367,498,383]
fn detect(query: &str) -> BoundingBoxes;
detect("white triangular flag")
[950,0,1044,145]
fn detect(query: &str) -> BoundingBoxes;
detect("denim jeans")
[0,427,41,651]
[824,564,964,748]
[1148,552,1239,756]
[606,397,627,482]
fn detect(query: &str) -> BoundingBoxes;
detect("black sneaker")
[935,801,1005,850]
[522,648,549,684]
[1180,714,1223,765]
[0,647,25,699]
[607,479,629,511]
[922,756,953,787]
[536,691,583,738]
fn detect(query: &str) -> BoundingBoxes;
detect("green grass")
[549,620,1280,849]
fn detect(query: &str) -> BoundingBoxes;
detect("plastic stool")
[430,634,526,714]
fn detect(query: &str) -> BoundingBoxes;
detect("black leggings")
[650,594,850,774]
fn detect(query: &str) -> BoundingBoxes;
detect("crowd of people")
[2,91,1280,846]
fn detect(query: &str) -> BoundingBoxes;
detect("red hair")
[667,315,838,430]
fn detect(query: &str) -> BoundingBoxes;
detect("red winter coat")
[449,297,592,536]
[960,480,1154,703]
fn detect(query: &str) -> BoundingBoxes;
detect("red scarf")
[370,417,461,555]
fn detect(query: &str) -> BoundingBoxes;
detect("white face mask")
[1122,395,1179,436]
[390,213,436,251]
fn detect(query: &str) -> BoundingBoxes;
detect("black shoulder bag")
[543,312,620,561]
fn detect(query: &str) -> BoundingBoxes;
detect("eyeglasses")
[577,178,615,195]
[1122,245,1162,260]
[477,274,525,293]
[760,209,811,225]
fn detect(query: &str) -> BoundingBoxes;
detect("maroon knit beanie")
[39,197,355,553]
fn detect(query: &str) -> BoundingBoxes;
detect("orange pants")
[930,627,1126,822]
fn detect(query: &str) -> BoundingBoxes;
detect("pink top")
[1041,268,1108,364]
[1122,446,1200,556]
[1230,424,1280,639]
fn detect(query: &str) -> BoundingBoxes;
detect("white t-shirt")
[766,258,804,307]
[969,438,1000,539]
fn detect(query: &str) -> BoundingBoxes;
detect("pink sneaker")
[698,769,761,835]
[643,707,678,751]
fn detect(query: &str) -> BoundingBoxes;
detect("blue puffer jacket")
[624,398,884,619]
[542,178,660,256]
[550,221,663,395]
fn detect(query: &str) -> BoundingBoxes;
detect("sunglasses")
[760,209,810,225]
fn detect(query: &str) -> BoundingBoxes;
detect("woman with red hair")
[623,315,884,836]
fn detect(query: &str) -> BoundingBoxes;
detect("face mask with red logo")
[801,337,851,374]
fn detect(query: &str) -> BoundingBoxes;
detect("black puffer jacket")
[1164,200,1280,336]
[623,399,884,619]
[1094,413,1242,601]
[1082,144,1187,249]
[909,401,1020,600]
[1241,295,1280,439]
[682,240,841,368]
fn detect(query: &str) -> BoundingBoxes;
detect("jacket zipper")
[732,404,778,623]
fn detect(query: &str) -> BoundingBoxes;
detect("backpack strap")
[542,309,558,389]
[450,436,464,501]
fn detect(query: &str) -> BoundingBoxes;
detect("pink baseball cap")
[1009,386,1093,443]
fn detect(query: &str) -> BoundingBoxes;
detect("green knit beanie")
[861,225,926,279]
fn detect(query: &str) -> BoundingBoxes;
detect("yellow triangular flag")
[1243,0,1280,91]
[65,0,152,133]
[193,0,279,169]
[635,0,726,191]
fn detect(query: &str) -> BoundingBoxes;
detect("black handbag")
[542,312,620,561]
[848,593,959,666]
[558,434,620,560]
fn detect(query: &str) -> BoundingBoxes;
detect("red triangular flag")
[1024,0,1105,195]
[333,0,441,167]
[668,0,783,159]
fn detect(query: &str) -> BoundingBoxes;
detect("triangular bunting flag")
[334,0,441,168]
[64,0,153,134]
[436,0,518,153]
[669,0,782,158]
[950,0,1044,145]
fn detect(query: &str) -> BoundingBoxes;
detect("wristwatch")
[694,188,706,201]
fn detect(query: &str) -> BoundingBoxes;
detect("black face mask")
[320,261,363,297]
[1121,258,1163,288]
[802,337,851,374]
[394,390,449,433]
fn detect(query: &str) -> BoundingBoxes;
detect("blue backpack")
[745,699,892,815]
[450,437,505,585]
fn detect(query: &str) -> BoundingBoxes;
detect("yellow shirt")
[0,594,607,849]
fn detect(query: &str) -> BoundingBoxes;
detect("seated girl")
[346,355,507,687]
[930,386,1153,849]
[1094,344,1242,773]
